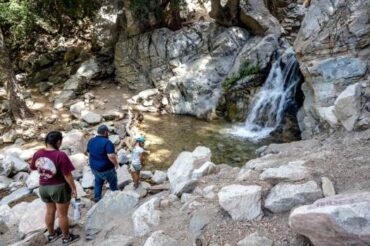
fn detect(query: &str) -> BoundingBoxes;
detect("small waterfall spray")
[230,49,302,141]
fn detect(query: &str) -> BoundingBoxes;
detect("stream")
[139,113,268,170]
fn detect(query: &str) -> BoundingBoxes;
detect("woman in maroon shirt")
[30,131,80,245]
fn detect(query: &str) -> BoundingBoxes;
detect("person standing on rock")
[87,124,119,202]
[130,136,145,188]
[30,131,80,245]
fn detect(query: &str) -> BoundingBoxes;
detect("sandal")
[62,233,80,245]
[47,227,63,242]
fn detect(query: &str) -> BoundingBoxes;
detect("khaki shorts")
[39,183,71,204]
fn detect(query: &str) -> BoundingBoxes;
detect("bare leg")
[132,171,140,188]
[45,202,56,235]
[56,202,70,238]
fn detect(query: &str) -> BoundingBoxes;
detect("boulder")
[202,185,217,200]
[53,90,75,109]
[117,165,132,188]
[192,161,217,179]
[321,177,335,197]
[61,130,87,155]
[81,166,95,189]
[86,191,140,236]
[132,197,161,236]
[192,146,212,166]
[69,153,88,177]
[18,198,45,235]
[0,176,12,190]
[76,58,100,80]
[0,205,18,226]
[167,147,211,196]
[237,232,273,246]
[3,154,28,175]
[2,130,17,143]
[265,181,323,213]
[70,101,86,118]
[0,187,31,206]
[81,111,102,125]
[237,168,252,181]
[124,182,150,198]
[259,162,308,184]
[9,231,48,246]
[13,172,29,183]
[143,231,177,246]
[75,180,86,197]
[334,83,362,131]
[141,171,153,179]
[0,218,9,234]
[289,192,370,246]
[152,170,167,184]
[189,208,212,237]
[109,135,120,145]
[218,185,263,221]
[26,171,40,189]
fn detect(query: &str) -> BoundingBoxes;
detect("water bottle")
[72,198,81,221]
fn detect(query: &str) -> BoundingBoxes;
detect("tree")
[0,28,33,119]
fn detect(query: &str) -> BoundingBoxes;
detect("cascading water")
[230,49,302,142]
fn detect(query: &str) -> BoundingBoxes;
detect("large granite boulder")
[295,0,370,138]
[265,181,323,213]
[132,197,161,236]
[18,199,45,236]
[144,230,177,246]
[85,191,140,236]
[218,184,263,221]
[167,146,211,196]
[289,192,370,246]
[60,130,87,155]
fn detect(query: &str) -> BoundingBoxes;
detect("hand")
[71,189,77,198]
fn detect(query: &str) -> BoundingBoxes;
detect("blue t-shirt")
[87,136,115,172]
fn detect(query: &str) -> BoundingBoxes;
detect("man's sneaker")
[47,228,63,242]
[62,233,80,245]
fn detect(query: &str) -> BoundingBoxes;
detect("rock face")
[218,185,263,221]
[115,22,250,118]
[86,191,140,236]
[289,192,370,246]
[295,0,370,138]
[152,170,167,184]
[265,181,323,213]
[209,0,282,36]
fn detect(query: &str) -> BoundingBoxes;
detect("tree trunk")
[0,29,33,119]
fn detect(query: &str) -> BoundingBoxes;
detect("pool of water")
[138,113,268,170]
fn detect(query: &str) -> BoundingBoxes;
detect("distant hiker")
[130,136,145,188]
[87,124,119,202]
[30,131,80,245]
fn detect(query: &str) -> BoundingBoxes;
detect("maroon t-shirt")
[30,149,75,186]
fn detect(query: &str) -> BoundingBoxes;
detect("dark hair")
[97,124,109,135]
[45,131,63,150]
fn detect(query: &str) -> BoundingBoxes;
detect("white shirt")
[131,146,144,166]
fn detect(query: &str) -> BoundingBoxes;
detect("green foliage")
[223,61,260,89]
[0,0,100,48]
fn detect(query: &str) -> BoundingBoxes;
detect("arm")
[108,154,119,169]
[64,173,77,198]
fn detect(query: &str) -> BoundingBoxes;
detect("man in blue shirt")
[87,125,119,202]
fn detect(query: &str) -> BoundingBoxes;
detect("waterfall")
[230,49,302,142]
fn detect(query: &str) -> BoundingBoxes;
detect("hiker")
[86,124,119,202]
[30,131,80,245]
[130,136,145,188]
